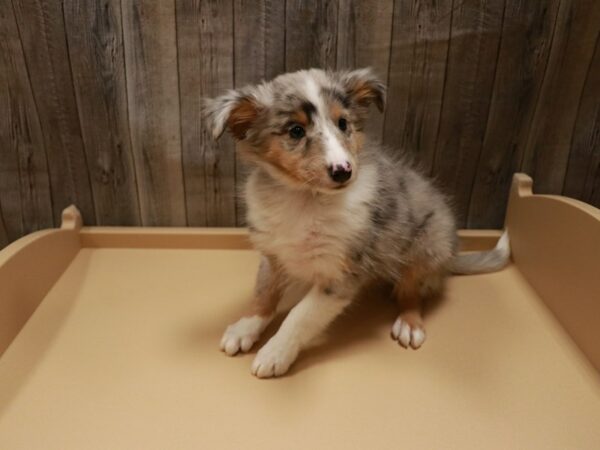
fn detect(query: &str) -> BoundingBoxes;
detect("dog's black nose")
[328,163,352,184]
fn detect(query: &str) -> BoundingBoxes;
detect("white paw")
[220,316,269,356]
[251,338,299,378]
[391,317,426,349]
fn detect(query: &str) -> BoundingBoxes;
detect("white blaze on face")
[304,75,351,169]
[321,124,350,168]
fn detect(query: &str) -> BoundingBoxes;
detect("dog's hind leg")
[390,265,434,350]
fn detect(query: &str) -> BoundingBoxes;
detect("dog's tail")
[447,230,510,275]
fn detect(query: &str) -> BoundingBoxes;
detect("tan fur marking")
[227,98,259,140]
[327,99,363,158]
[328,102,344,121]
[262,136,327,187]
[246,256,285,317]
[264,137,305,183]
[393,265,426,324]
[290,110,309,127]
[350,131,364,155]
[348,80,384,111]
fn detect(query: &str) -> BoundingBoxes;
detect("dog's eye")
[338,118,348,132]
[289,125,305,140]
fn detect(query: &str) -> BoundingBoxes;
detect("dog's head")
[203,68,385,192]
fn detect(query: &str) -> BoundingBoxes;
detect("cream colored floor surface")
[0,248,599,449]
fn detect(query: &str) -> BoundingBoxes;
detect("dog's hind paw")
[391,316,426,349]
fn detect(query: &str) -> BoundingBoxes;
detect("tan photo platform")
[0,174,599,449]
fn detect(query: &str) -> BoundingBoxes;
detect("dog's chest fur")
[246,165,377,283]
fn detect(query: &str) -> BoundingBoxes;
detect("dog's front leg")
[251,283,354,378]
[220,255,285,355]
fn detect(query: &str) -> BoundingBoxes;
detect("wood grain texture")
[233,0,285,225]
[337,0,394,141]
[121,0,186,226]
[0,207,7,249]
[0,0,53,242]
[383,0,453,171]
[467,0,561,228]
[431,0,506,227]
[1,0,600,247]
[285,0,339,71]
[11,0,95,225]
[563,33,600,208]
[522,0,600,195]
[64,0,141,226]
[234,0,285,85]
[176,0,236,227]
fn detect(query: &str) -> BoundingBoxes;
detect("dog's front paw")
[220,316,268,356]
[251,338,299,378]
[391,316,426,349]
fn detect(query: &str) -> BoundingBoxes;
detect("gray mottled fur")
[204,68,509,287]
[205,68,510,376]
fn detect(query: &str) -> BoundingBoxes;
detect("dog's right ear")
[203,91,260,140]
[337,68,386,113]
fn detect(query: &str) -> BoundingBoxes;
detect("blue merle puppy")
[204,68,509,378]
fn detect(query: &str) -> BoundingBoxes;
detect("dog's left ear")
[203,90,261,140]
[338,68,386,113]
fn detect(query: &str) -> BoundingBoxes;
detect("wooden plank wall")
[1,0,599,247]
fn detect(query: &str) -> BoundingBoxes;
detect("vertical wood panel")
[1,0,600,244]
[337,0,393,141]
[121,0,186,226]
[176,0,236,227]
[285,0,339,71]
[521,0,600,195]
[467,0,560,228]
[432,0,506,227]
[0,0,53,242]
[12,0,96,225]
[0,206,8,248]
[233,0,285,224]
[64,0,141,226]
[587,152,600,209]
[383,0,453,171]
[563,34,600,208]
[234,0,285,85]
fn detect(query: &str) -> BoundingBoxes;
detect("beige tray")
[0,174,599,449]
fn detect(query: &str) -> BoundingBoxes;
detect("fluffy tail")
[447,230,511,275]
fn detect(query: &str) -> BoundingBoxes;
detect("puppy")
[204,68,510,378]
